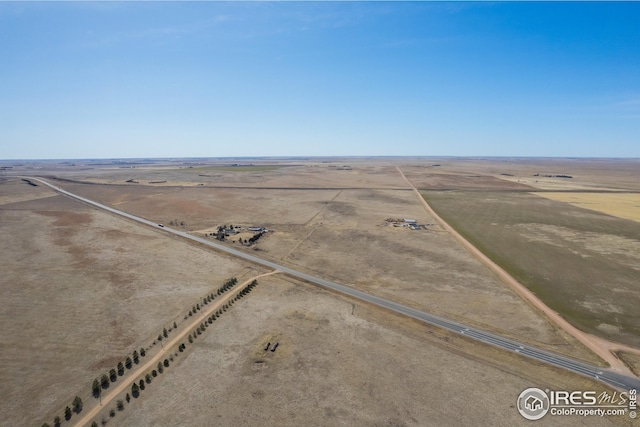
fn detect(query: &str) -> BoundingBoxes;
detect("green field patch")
[422,190,640,347]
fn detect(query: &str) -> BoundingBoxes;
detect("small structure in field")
[383,217,424,230]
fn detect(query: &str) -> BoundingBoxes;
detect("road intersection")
[32,177,640,392]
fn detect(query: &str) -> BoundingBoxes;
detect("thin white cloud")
[132,15,231,40]
[72,12,232,50]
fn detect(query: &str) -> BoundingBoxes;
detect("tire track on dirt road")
[396,166,636,375]
[73,271,280,427]
[283,190,343,261]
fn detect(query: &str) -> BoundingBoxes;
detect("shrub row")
[187,277,238,318]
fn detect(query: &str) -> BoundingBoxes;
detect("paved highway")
[32,177,640,392]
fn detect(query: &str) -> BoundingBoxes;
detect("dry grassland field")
[45,168,598,363]
[0,178,263,427]
[1,157,639,427]
[532,193,640,223]
[409,159,640,349]
[423,190,640,347]
[111,275,623,427]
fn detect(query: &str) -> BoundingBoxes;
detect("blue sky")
[1,2,639,159]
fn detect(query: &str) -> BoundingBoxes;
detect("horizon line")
[2,155,640,163]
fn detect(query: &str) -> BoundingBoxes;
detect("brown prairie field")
[52,177,598,363]
[112,275,621,427]
[1,157,639,427]
[0,178,263,427]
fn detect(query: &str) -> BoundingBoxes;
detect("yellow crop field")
[533,192,640,223]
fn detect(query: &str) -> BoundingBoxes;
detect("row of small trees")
[130,357,170,397]
[41,347,149,426]
[156,321,178,344]
[92,347,147,399]
[187,277,238,318]
[187,279,257,344]
[247,231,264,245]
[40,396,82,427]
[92,279,259,426]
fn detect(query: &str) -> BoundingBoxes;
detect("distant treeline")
[533,174,573,179]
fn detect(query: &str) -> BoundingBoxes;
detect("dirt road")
[73,271,280,427]
[396,166,637,375]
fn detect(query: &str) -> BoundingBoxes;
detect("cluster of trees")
[212,224,266,246]
[215,224,232,241]
[168,219,185,227]
[247,232,264,245]
[237,231,264,246]
[218,277,238,294]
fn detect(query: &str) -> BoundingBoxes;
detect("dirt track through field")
[73,271,280,427]
[396,166,639,376]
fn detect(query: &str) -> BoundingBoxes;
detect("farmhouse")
[383,218,423,230]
